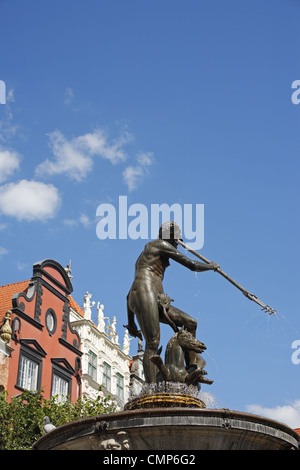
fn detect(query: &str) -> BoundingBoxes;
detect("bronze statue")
[126,221,219,383]
[150,326,213,386]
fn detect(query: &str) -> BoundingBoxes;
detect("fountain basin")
[33,407,299,450]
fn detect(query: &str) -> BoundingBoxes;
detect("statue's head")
[158,221,182,247]
[177,327,206,354]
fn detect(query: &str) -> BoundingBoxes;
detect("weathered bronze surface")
[151,327,212,386]
[125,221,218,384]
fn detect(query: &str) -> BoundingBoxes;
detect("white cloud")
[17,261,28,271]
[6,88,15,103]
[0,179,61,221]
[0,246,8,258]
[64,87,74,105]
[0,111,18,142]
[62,213,92,229]
[79,213,91,228]
[122,165,144,192]
[36,128,133,181]
[36,130,93,181]
[247,399,300,428]
[62,218,77,227]
[0,88,18,142]
[0,149,20,183]
[137,152,153,167]
[123,151,154,191]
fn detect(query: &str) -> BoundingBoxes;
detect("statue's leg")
[132,292,161,383]
[185,368,214,386]
[126,294,142,339]
[165,305,197,336]
[150,355,170,382]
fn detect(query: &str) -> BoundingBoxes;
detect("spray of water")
[129,382,198,400]
[128,381,220,408]
[198,391,220,408]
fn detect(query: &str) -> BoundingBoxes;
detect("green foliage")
[0,389,116,450]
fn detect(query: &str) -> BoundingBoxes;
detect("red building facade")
[0,259,82,401]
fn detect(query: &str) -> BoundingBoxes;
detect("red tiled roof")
[0,280,30,321]
[68,295,84,317]
[295,428,300,435]
[0,280,84,321]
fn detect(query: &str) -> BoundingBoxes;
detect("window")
[116,373,124,400]
[88,350,97,381]
[102,362,111,391]
[16,339,45,393]
[45,308,57,335]
[17,355,39,391]
[51,374,69,402]
[51,358,73,402]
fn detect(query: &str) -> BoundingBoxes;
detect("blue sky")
[1,0,300,427]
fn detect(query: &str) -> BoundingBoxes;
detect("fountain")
[32,392,299,450]
[33,223,299,450]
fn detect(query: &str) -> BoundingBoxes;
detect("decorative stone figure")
[109,316,119,345]
[91,431,131,450]
[83,292,95,321]
[64,260,73,280]
[122,329,131,355]
[97,302,107,333]
[0,310,12,343]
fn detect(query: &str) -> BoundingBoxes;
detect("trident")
[177,239,277,316]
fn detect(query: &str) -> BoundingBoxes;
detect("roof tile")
[0,280,30,321]
[0,280,84,321]
[68,295,84,317]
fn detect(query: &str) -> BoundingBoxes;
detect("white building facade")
[69,292,135,408]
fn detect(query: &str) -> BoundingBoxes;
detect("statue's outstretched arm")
[158,241,218,272]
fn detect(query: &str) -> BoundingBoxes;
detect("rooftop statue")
[83,291,95,321]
